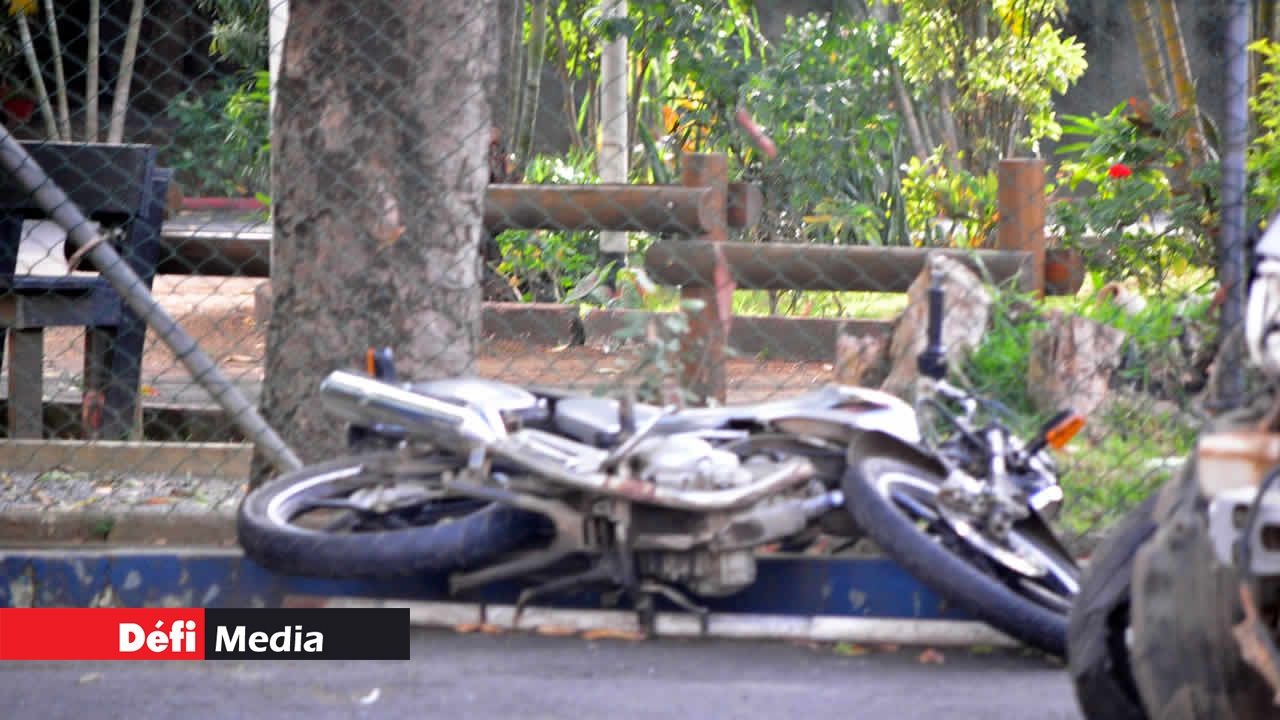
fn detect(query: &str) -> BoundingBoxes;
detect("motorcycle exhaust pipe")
[319,370,500,449]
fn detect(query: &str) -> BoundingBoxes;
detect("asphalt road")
[2,628,1082,719]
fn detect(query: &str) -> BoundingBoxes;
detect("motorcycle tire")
[1128,467,1278,720]
[842,455,1077,657]
[1067,492,1160,720]
[238,453,548,579]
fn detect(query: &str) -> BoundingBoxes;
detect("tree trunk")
[42,0,70,140]
[598,0,629,259]
[515,0,548,170]
[256,0,497,481]
[1127,0,1172,103]
[1156,0,1206,163]
[16,13,58,139]
[86,0,100,141]
[106,0,144,144]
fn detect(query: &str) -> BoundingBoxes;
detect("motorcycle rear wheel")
[1128,468,1278,720]
[1067,492,1160,720]
[238,452,547,578]
[842,455,1079,657]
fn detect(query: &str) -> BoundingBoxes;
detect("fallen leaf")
[833,642,868,656]
[534,625,578,637]
[549,344,571,353]
[93,485,112,495]
[227,354,256,363]
[455,622,504,635]
[77,672,102,685]
[581,628,645,642]
[144,497,173,506]
[918,648,945,664]
[140,385,159,397]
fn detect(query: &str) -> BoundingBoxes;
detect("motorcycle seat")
[551,385,879,446]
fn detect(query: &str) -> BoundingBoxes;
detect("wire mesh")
[0,0,1258,553]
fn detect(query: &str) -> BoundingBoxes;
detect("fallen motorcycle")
[238,275,1082,656]
[1069,217,1280,720]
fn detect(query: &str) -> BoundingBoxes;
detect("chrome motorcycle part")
[629,434,746,490]
[1208,484,1280,576]
[713,490,844,551]
[490,430,817,512]
[411,377,549,426]
[320,370,501,448]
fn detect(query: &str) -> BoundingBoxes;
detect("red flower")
[1108,163,1132,179]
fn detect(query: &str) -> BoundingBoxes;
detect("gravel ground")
[0,469,243,517]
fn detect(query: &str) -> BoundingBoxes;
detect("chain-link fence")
[0,0,1263,553]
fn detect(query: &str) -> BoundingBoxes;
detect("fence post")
[679,152,732,405]
[996,158,1046,295]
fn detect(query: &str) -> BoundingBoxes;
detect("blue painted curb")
[0,549,975,622]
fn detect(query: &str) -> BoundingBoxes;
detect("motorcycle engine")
[629,434,753,489]
[627,434,774,597]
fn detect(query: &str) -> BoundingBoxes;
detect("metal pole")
[0,128,303,473]
[1217,0,1251,409]
[598,0,629,282]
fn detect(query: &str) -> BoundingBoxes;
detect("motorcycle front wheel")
[842,454,1080,657]
[238,451,548,578]
[1067,492,1160,720]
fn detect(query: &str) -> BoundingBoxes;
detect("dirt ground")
[31,277,837,405]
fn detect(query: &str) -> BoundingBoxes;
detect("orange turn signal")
[1045,413,1086,450]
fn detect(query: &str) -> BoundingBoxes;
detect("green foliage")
[163,71,270,197]
[1249,39,1280,225]
[1053,101,1219,290]
[888,0,1087,173]
[628,0,768,170]
[955,282,1206,539]
[1078,282,1217,399]
[1057,396,1196,538]
[745,14,908,245]
[960,284,1045,421]
[492,150,604,302]
[604,298,708,406]
[196,0,269,69]
[901,147,999,246]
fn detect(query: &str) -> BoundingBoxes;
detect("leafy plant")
[1249,38,1280,226]
[196,0,269,69]
[1053,100,1219,290]
[887,0,1087,175]
[960,283,1045,421]
[745,14,908,246]
[492,149,604,302]
[1078,284,1217,402]
[163,72,270,197]
[901,147,1000,247]
[603,297,720,406]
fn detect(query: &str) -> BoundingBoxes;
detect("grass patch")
[1054,395,1197,540]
